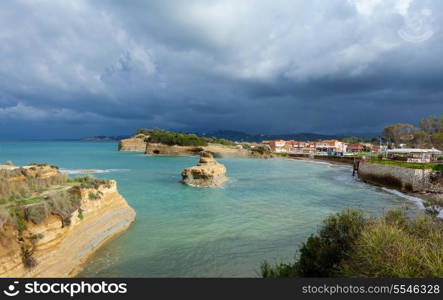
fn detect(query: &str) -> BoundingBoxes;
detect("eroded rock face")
[118,134,148,152]
[181,151,228,187]
[0,164,136,278]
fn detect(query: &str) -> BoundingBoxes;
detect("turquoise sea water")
[0,142,419,277]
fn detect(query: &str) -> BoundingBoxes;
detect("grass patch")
[88,192,99,200]
[17,197,44,206]
[368,159,443,171]
[260,209,443,278]
[274,153,289,157]
[68,176,111,189]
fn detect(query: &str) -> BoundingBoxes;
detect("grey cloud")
[0,0,442,139]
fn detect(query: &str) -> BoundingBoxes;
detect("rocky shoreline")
[277,155,443,217]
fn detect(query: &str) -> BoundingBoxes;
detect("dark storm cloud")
[0,0,442,139]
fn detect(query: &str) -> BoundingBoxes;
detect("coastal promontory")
[181,151,228,187]
[118,129,273,158]
[0,163,135,277]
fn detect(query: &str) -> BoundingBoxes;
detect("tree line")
[383,115,443,149]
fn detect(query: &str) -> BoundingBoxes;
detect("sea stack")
[181,151,228,187]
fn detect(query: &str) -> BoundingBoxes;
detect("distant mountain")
[199,130,255,142]
[199,130,343,142]
[81,135,129,142]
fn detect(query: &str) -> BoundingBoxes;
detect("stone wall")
[358,162,440,192]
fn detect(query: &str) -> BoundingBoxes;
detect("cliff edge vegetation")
[0,163,135,277]
[260,209,443,278]
[119,129,272,158]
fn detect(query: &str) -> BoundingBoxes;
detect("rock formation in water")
[0,163,135,278]
[181,151,228,187]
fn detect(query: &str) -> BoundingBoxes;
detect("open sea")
[0,141,421,277]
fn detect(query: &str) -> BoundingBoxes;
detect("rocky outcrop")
[118,134,148,152]
[144,143,272,158]
[0,164,63,183]
[181,152,228,187]
[0,166,135,278]
[118,132,273,158]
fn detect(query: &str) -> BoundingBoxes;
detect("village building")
[314,140,347,156]
[263,140,288,153]
[346,143,367,153]
[263,139,348,155]
[387,148,442,163]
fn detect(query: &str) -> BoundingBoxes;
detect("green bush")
[295,209,367,277]
[138,129,209,146]
[275,152,289,157]
[88,192,99,200]
[205,137,236,146]
[260,261,297,278]
[368,159,443,171]
[261,209,443,278]
[69,176,110,189]
[339,213,443,277]
[251,145,271,155]
[261,209,367,277]
[25,204,47,224]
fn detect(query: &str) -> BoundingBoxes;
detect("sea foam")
[61,169,129,175]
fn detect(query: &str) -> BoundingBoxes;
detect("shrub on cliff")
[138,129,209,146]
[205,137,236,146]
[261,209,367,277]
[68,176,110,189]
[0,168,67,200]
[261,209,443,278]
[339,211,443,277]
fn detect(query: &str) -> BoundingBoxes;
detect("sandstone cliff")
[0,164,135,278]
[181,151,228,187]
[118,133,148,152]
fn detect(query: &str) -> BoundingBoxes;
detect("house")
[263,140,288,153]
[264,139,348,155]
[347,143,366,153]
[387,148,442,163]
[314,140,347,155]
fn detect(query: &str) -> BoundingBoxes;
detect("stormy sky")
[0,0,442,139]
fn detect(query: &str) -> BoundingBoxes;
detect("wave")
[288,158,352,169]
[381,187,426,210]
[381,187,443,219]
[60,168,129,175]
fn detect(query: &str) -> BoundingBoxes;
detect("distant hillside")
[200,130,343,142]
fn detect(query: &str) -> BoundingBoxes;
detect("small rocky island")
[181,151,228,187]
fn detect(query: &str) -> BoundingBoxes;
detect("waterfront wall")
[286,154,355,165]
[313,155,355,165]
[358,162,441,192]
